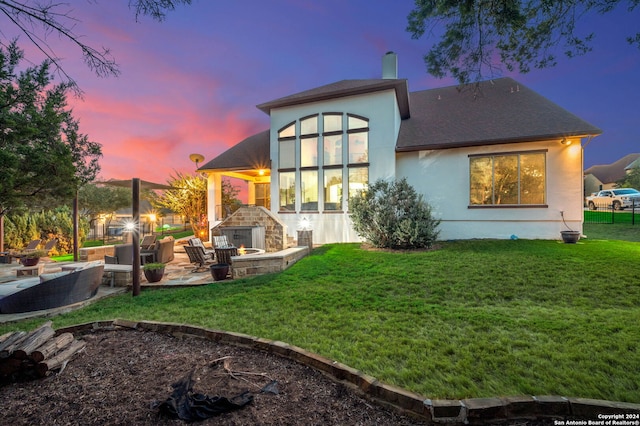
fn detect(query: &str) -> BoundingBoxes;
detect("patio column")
[207,173,222,238]
[247,181,256,205]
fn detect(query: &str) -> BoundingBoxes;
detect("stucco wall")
[268,89,400,244]
[396,139,585,240]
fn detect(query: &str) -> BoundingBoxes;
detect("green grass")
[584,222,640,242]
[3,235,639,403]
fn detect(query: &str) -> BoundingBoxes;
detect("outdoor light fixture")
[258,169,265,176]
[299,216,311,231]
[189,153,205,170]
[561,138,572,145]
[124,220,136,232]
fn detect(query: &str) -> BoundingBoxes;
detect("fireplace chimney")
[382,51,398,79]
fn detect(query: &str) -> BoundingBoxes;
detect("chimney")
[382,51,397,79]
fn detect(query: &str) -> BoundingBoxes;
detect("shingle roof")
[198,130,270,172]
[584,153,640,184]
[256,79,410,119]
[203,77,602,172]
[397,77,602,151]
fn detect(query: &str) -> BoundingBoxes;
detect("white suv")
[586,188,640,210]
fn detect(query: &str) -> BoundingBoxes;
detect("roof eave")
[396,131,602,153]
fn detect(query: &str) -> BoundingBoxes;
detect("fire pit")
[237,247,265,256]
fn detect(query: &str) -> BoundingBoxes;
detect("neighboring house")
[200,53,602,244]
[584,153,640,196]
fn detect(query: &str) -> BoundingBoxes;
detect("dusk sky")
[3,1,639,186]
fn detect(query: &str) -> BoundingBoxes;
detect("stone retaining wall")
[79,245,115,262]
[58,320,640,424]
[231,247,309,279]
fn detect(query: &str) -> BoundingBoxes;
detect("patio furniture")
[23,239,42,252]
[42,238,58,255]
[140,235,157,250]
[213,235,235,249]
[188,237,215,259]
[141,236,175,264]
[0,264,104,314]
[214,247,238,266]
[183,246,215,272]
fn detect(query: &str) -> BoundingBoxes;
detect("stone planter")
[560,230,581,244]
[211,264,229,281]
[143,267,165,283]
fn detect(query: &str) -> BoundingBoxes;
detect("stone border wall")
[231,247,308,279]
[58,320,640,425]
[79,245,115,262]
[212,206,286,252]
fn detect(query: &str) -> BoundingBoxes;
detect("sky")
[2,0,639,186]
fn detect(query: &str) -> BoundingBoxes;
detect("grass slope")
[3,238,639,402]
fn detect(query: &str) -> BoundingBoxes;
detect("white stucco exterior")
[396,139,585,240]
[269,89,401,244]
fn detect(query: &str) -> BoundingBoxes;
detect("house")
[584,153,640,196]
[199,53,602,244]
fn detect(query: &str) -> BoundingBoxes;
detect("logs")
[0,322,86,382]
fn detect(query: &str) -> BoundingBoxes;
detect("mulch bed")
[0,328,427,425]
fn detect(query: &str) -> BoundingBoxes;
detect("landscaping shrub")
[349,178,440,249]
[5,207,88,254]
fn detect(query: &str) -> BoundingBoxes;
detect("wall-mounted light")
[561,138,572,145]
[258,169,265,176]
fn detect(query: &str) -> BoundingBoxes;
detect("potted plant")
[560,211,581,243]
[210,263,229,281]
[20,250,46,267]
[142,262,165,283]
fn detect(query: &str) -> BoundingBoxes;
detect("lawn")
[2,237,639,403]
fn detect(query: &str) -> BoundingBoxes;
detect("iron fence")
[584,202,639,225]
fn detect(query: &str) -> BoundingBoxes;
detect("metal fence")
[584,202,639,225]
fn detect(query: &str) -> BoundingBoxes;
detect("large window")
[348,167,368,200]
[324,168,342,211]
[469,151,546,206]
[301,170,318,211]
[278,123,296,169]
[277,113,369,212]
[279,172,295,211]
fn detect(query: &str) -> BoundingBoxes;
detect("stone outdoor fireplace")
[211,206,286,253]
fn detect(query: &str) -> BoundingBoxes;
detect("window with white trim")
[469,151,546,206]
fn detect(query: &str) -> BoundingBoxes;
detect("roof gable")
[257,79,410,119]
[397,77,602,152]
[584,153,640,183]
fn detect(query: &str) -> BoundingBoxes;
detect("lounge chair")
[22,239,42,252]
[183,246,215,272]
[140,235,157,250]
[42,238,58,255]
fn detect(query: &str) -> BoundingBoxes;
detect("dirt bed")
[0,328,427,425]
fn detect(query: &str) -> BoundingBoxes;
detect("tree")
[616,165,640,189]
[152,172,207,237]
[349,178,440,249]
[0,42,102,249]
[77,183,131,234]
[221,178,242,215]
[0,0,192,92]
[407,1,640,84]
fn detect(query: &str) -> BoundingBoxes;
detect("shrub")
[349,178,440,249]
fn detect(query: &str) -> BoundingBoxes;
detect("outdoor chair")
[42,238,58,255]
[188,238,215,256]
[140,235,157,250]
[213,235,235,249]
[183,245,215,272]
[22,239,42,252]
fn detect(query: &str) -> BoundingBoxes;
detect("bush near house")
[349,177,440,249]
